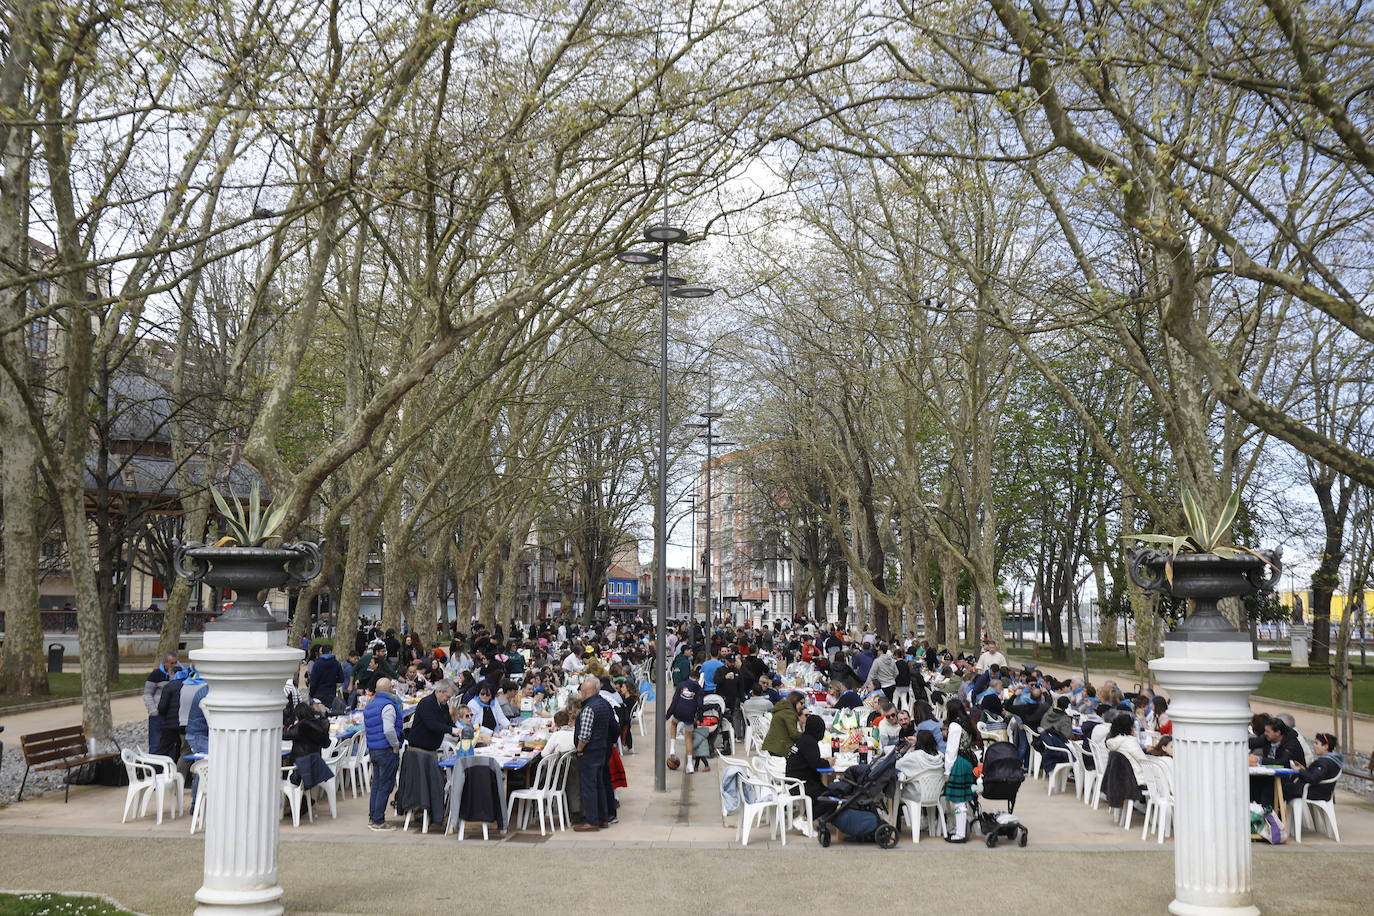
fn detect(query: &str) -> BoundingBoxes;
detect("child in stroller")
[814,746,902,849]
[689,695,726,772]
[973,740,1029,847]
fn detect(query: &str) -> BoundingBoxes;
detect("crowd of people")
[137,612,1364,842]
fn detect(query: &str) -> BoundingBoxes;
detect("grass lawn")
[0,672,145,710]
[0,893,134,915]
[1255,670,1373,716]
[1015,645,1148,671]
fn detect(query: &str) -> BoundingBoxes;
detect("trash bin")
[47,643,65,673]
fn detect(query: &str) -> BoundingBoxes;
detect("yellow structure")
[1278,589,1373,621]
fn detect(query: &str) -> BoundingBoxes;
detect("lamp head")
[671,285,715,299]
[644,225,688,243]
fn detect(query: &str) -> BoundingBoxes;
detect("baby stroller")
[815,747,901,849]
[975,741,1028,848]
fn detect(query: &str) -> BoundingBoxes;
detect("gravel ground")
[0,722,148,806]
[1343,751,1373,798]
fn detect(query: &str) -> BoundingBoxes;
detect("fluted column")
[1151,639,1267,916]
[190,627,303,916]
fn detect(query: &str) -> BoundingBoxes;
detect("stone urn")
[173,541,322,631]
[1126,548,1282,641]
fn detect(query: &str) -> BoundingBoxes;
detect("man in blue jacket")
[363,678,402,831]
[309,649,344,707]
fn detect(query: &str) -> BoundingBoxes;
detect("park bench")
[18,725,120,803]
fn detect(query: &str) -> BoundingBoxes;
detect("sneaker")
[369,822,395,832]
[608,815,620,825]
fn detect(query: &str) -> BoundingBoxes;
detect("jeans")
[579,749,608,825]
[147,715,162,753]
[368,747,400,824]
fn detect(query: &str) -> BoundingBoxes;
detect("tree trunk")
[380,499,410,636]
[940,549,960,655]
[414,553,442,651]
[1309,474,1346,667]
[914,540,936,640]
[333,497,375,648]
[558,551,575,622]
[291,532,341,647]
[1096,564,1118,648]
[0,0,46,699]
[479,550,500,631]
[58,482,115,746]
[157,498,211,659]
[498,511,531,633]
[0,353,44,694]
[836,561,849,630]
[0,423,45,695]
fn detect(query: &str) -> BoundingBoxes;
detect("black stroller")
[975,741,1029,848]
[815,747,901,849]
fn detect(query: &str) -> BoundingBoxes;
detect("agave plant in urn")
[1125,489,1281,642]
[173,484,322,631]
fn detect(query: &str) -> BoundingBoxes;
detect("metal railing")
[0,609,220,634]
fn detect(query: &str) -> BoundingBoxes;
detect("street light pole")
[687,493,696,652]
[616,226,714,794]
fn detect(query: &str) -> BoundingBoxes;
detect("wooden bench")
[19,725,120,802]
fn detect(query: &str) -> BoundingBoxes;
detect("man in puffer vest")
[363,678,402,831]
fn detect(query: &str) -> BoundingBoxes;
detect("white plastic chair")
[134,750,184,822]
[631,694,647,737]
[333,731,368,798]
[717,755,753,827]
[548,751,575,831]
[281,764,314,827]
[1088,740,1110,809]
[505,752,565,836]
[119,749,162,824]
[188,761,210,835]
[747,714,772,754]
[899,769,947,843]
[313,744,346,819]
[1069,740,1088,800]
[1139,757,1173,843]
[1024,726,1042,778]
[742,711,768,757]
[1045,741,1075,796]
[758,755,812,838]
[737,771,785,846]
[1292,776,1341,843]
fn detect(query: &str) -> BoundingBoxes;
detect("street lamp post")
[615,226,714,794]
[686,412,735,645]
[687,493,696,649]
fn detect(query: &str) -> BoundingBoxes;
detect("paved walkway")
[1,694,149,738]
[2,708,1373,913]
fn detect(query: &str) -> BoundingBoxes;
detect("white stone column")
[190,627,303,916]
[1151,638,1268,916]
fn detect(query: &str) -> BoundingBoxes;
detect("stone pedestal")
[190,626,303,916]
[1289,624,1311,668]
[1151,638,1268,916]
